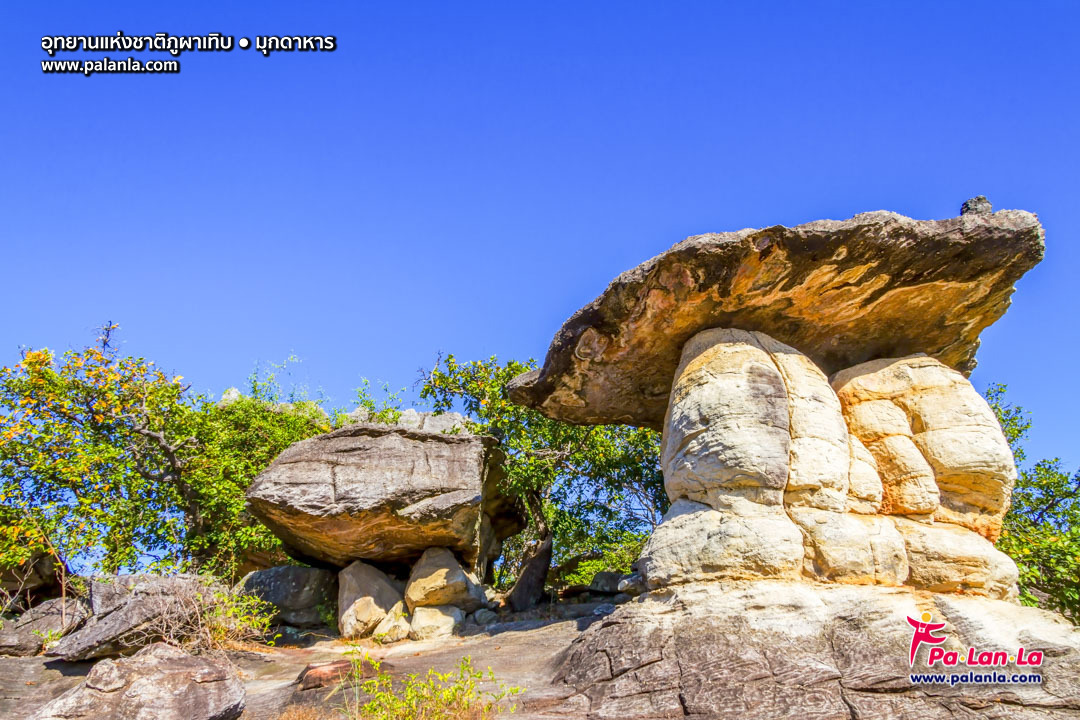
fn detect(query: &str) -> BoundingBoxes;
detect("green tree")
[0,324,197,576]
[0,325,332,580]
[987,384,1080,621]
[420,354,666,609]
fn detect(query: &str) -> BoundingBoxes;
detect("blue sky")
[2,2,1077,468]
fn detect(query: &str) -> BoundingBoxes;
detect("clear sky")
[3,2,1077,469]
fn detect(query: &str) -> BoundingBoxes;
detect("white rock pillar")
[832,354,1017,541]
[641,328,811,587]
[641,327,909,589]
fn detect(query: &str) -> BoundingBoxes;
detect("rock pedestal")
[833,354,1017,540]
[638,328,1020,600]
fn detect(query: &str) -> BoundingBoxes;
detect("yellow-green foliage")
[0,326,332,579]
[987,384,1080,622]
[331,647,521,720]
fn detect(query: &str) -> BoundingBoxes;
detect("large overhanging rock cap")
[508,200,1044,428]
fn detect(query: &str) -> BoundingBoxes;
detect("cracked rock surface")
[551,582,1080,719]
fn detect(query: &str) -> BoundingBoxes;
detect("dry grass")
[268,706,334,720]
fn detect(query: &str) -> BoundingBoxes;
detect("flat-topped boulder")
[508,206,1044,428]
[246,423,525,572]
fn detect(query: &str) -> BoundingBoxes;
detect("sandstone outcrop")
[637,498,803,588]
[32,642,244,720]
[47,575,222,662]
[246,423,525,572]
[404,547,486,613]
[634,327,1020,599]
[337,560,403,639]
[371,601,411,643]
[833,354,1018,540]
[0,597,89,656]
[408,605,464,640]
[552,581,1080,720]
[513,204,1043,606]
[508,208,1044,428]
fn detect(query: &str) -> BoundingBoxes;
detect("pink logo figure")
[907,611,947,667]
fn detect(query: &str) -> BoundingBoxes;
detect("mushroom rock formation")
[504,204,1080,718]
[509,203,1044,600]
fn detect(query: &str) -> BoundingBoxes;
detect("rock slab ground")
[32,642,244,720]
[554,582,1080,719]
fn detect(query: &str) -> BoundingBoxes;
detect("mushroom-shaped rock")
[511,204,1041,599]
[508,208,1043,429]
[245,424,526,573]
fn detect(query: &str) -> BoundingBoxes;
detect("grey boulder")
[246,423,525,572]
[32,642,244,720]
[1,550,61,610]
[235,565,336,628]
[0,596,89,656]
[47,575,221,662]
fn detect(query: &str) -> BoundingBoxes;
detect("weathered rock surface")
[661,329,792,508]
[833,354,1018,540]
[636,498,804,588]
[47,575,221,661]
[789,506,908,585]
[371,601,411,643]
[759,332,851,512]
[246,423,525,572]
[662,328,850,511]
[32,642,244,720]
[409,605,464,640]
[846,435,884,513]
[343,408,472,434]
[587,571,624,595]
[404,547,486,613]
[894,517,1019,599]
[472,608,498,625]
[554,581,1080,719]
[508,208,1044,428]
[337,560,402,638]
[236,566,336,628]
[0,596,90,656]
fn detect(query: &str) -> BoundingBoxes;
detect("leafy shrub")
[0,327,333,580]
[987,384,1080,622]
[554,530,647,587]
[331,648,521,720]
[420,354,665,603]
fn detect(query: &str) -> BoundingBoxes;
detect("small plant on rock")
[31,627,63,652]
